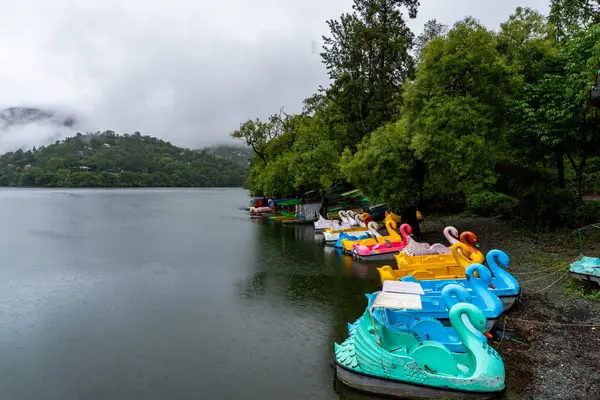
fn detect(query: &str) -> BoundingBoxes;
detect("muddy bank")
[421,217,600,400]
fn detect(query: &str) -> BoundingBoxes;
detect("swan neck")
[449,306,485,358]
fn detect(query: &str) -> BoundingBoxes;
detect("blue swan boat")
[401,250,520,310]
[348,283,490,353]
[367,265,504,330]
[334,231,371,249]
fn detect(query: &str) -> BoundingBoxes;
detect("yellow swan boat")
[377,242,485,283]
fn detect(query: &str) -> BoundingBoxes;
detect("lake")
[0,188,384,400]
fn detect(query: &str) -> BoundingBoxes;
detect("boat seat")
[408,340,459,375]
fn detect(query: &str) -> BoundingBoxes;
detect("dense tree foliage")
[0,131,247,188]
[233,0,600,229]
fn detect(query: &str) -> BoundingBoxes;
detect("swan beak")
[484,332,494,339]
[507,267,513,272]
[489,283,496,289]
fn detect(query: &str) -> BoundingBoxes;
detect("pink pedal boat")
[351,223,411,261]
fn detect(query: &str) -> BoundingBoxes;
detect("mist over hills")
[0,106,249,156]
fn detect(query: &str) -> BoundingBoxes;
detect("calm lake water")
[0,188,386,400]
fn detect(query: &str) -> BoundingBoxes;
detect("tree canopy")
[233,0,600,229]
[0,131,248,188]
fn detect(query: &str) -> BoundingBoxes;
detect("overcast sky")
[0,0,549,152]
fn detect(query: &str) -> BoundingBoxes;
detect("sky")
[0,0,550,152]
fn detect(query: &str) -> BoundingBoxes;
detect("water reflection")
[237,222,391,398]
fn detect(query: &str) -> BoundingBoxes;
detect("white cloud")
[0,0,550,152]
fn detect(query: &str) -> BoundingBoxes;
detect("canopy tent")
[340,189,364,198]
[278,199,303,206]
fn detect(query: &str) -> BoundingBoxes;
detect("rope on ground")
[519,267,568,284]
[508,316,600,328]
[511,264,567,276]
[494,317,507,350]
[512,256,580,278]
[530,270,570,294]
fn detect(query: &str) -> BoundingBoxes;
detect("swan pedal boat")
[569,256,600,286]
[348,283,492,353]
[371,265,504,330]
[323,212,370,243]
[335,285,505,399]
[342,219,403,254]
[401,250,521,310]
[351,222,458,261]
[401,228,481,257]
[350,222,412,261]
[378,243,486,283]
[334,230,375,249]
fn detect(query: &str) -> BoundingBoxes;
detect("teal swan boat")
[570,256,600,286]
[334,289,505,399]
[569,224,600,287]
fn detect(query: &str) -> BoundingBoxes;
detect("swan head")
[465,264,493,286]
[399,223,412,236]
[441,283,472,308]
[367,221,379,230]
[460,231,480,249]
[487,249,511,272]
[448,302,489,337]
[444,226,459,242]
[362,213,373,224]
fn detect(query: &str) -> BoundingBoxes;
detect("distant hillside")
[0,106,77,129]
[0,131,247,187]
[201,144,253,167]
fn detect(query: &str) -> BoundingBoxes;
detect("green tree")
[511,25,600,198]
[414,19,448,59]
[549,0,600,41]
[321,0,419,144]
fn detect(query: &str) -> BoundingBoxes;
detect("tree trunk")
[401,206,421,238]
[556,151,565,189]
[414,159,426,205]
[565,151,587,200]
[320,189,328,218]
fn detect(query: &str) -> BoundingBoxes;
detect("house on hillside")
[103,143,111,148]
[73,150,84,158]
[78,166,91,172]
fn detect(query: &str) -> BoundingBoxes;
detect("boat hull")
[283,219,316,225]
[335,363,505,400]
[500,295,518,310]
[569,271,600,286]
[324,228,370,243]
[352,249,400,261]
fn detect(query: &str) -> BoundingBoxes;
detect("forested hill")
[0,131,248,187]
[202,145,253,167]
